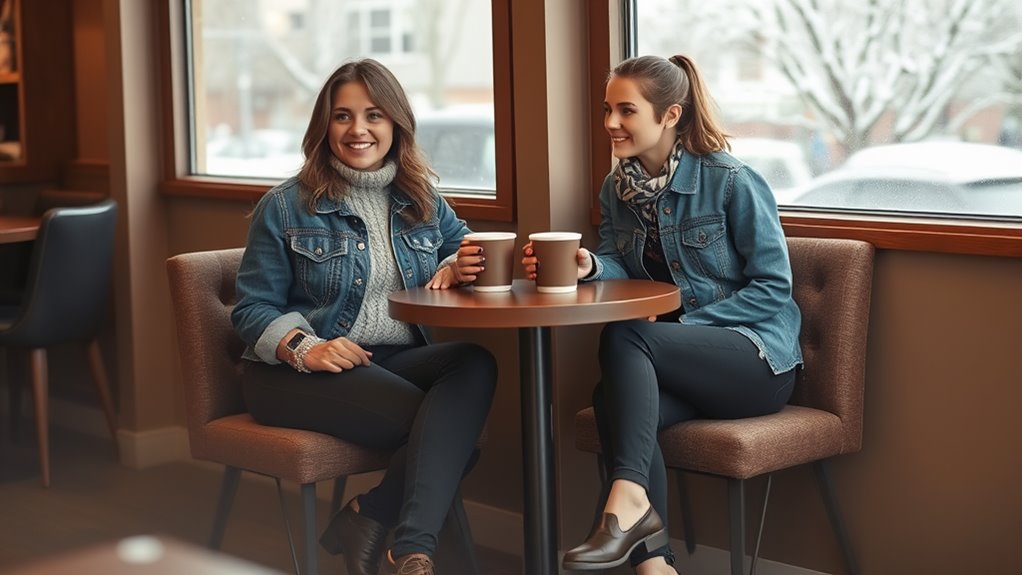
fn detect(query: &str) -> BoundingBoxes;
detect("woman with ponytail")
[526,55,802,573]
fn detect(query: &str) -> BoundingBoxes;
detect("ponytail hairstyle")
[611,54,730,155]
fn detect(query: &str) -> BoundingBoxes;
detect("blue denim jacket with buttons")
[231,176,470,364]
[586,150,803,374]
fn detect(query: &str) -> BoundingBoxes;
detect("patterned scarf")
[614,140,684,225]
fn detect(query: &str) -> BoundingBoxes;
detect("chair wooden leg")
[727,478,746,575]
[28,348,49,487]
[330,476,347,514]
[301,482,319,575]
[86,339,118,439]
[675,470,697,555]
[210,466,241,549]
[814,459,860,575]
[6,347,23,438]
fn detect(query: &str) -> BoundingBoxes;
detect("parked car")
[788,141,1022,217]
[728,137,813,204]
[416,106,496,193]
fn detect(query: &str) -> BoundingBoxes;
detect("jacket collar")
[666,150,700,195]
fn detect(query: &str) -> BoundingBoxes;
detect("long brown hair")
[298,59,438,222]
[611,54,730,155]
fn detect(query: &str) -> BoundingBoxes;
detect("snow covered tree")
[737,0,1022,153]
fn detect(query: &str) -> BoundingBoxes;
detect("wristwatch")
[285,331,308,353]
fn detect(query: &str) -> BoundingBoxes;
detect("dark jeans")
[241,342,497,557]
[591,320,796,567]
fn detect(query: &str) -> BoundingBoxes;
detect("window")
[163,0,513,221]
[590,0,1022,255]
[630,0,1022,222]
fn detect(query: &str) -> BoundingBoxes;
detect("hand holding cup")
[523,232,588,293]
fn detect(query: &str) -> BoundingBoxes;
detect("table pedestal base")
[519,326,558,575]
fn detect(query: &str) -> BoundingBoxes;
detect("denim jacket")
[232,177,470,364]
[586,150,803,374]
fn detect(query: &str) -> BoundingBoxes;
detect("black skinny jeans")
[241,341,497,557]
[591,320,796,567]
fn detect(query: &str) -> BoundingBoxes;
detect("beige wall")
[78,0,1022,573]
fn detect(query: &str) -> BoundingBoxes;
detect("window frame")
[589,0,1022,257]
[156,0,515,222]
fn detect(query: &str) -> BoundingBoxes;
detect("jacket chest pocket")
[289,231,351,306]
[680,215,729,278]
[400,226,443,282]
[614,227,639,256]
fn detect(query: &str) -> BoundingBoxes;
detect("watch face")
[286,332,307,351]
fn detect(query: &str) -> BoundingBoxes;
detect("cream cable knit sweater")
[330,158,417,346]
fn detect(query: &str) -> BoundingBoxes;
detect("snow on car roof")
[843,141,1022,183]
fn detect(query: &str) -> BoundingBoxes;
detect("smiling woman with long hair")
[232,59,496,575]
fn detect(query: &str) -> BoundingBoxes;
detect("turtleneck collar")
[329,156,398,192]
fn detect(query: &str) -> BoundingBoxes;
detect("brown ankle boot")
[389,551,434,575]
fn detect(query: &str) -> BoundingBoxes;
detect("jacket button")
[698,232,706,242]
[405,270,413,277]
[758,350,766,360]
[357,242,366,250]
[688,297,697,305]
[671,260,681,270]
[663,207,672,215]
[314,247,323,256]
[354,277,363,286]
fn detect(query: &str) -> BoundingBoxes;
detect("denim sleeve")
[681,166,794,326]
[434,193,472,262]
[586,174,632,282]
[231,191,314,363]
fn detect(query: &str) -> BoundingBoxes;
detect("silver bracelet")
[290,335,324,373]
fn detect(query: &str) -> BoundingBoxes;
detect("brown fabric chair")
[167,248,480,575]
[575,237,874,575]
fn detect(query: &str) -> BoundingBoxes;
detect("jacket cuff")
[254,311,314,364]
[580,252,602,282]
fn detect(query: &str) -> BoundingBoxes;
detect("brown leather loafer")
[390,552,435,575]
[562,506,668,571]
[319,498,388,575]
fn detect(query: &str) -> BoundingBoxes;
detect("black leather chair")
[0,199,119,487]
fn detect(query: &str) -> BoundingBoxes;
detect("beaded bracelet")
[288,335,324,373]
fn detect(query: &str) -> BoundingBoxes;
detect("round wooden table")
[0,215,41,244]
[390,279,680,575]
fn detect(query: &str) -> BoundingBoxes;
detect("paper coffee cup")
[464,232,517,292]
[529,232,582,293]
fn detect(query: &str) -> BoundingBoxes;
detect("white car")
[789,141,1022,218]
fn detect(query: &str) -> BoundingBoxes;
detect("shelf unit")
[0,0,74,185]
[0,0,24,165]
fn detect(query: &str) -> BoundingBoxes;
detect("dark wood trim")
[63,159,111,193]
[588,0,612,226]
[155,0,515,223]
[489,0,515,222]
[781,213,1022,257]
[156,1,176,185]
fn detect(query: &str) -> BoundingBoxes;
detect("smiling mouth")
[346,142,373,150]
[610,136,629,143]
